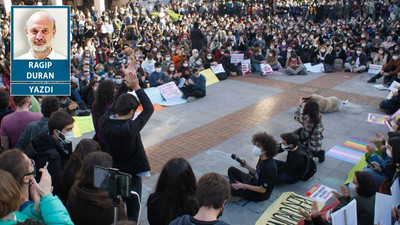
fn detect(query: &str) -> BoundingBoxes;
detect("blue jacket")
[149,71,168,87]
[0,194,73,225]
[189,74,206,94]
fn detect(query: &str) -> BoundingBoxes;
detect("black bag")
[324,63,334,73]
[215,72,227,81]
[294,123,317,149]
[299,148,317,181]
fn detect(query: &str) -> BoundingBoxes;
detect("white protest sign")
[241,59,251,75]
[331,199,357,225]
[368,64,383,74]
[387,81,400,99]
[230,54,244,63]
[304,184,336,203]
[261,64,273,76]
[157,82,183,101]
[304,63,312,72]
[210,64,225,74]
[391,178,400,208]
[374,193,392,225]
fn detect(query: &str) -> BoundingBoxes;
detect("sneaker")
[367,78,376,83]
[344,69,351,72]
[317,150,325,163]
[186,96,196,102]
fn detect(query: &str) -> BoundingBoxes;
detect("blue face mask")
[85,75,90,80]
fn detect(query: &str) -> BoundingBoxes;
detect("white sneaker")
[186,96,196,102]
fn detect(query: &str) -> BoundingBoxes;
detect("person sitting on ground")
[285,53,305,76]
[227,132,278,201]
[294,98,325,162]
[220,50,240,77]
[373,47,389,66]
[275,133,309,184]
[169,172,231,225]
[149,62,167,87]
[58,139,100,205]
[266,48,281,71]
[250,47,266,73]
[368,50,400,84]
[16,96,60,151]
[0,168,73,224]
[67,152,127,225]
[181,68,206,102]
[1,96,42,150]
[344,46,368,73]
[147,158,198,225]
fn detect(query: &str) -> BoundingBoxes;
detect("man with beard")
[169,173,231,225]
[17,11,66,60]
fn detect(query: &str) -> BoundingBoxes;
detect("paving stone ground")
[75,70,389,225]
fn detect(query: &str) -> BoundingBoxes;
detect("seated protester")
[147,158,198,225]
[161,53,172,72]
[26,111,75,198]
[94,63,106,80]
[203,51,217,69]
[189,49,201,66]
[227,132,278,201]
[0,169,73,225]
[1,96,42,150]
[326,44,347,67]
[267,44,280,57]
[59,139,100,205]
[0,89,13,126]
[368,50,400,84]
[155,51,164,64]
[104,54,120,72]
[371,34,384,52]
[278,45,295,68]
[67,152,127,225]
[297,42,312,63]
[172,47,187,69]
[266,49,282,71]
[16,97,60,151]
[177,59,191,80]
[373,47,389,66]
[379,85,400,114]
[361,40,372,61]
[169,173,230,225]
[181,68,206,102]
[344,46,368,73]
[316,45,329,64]
[149,62,168,87]
[141,53,156,75]
[250,47,266,73]
[166,62,185,88]
[276,133,308,184]
[214,46,226,63]
[236,35,248,53]
[220,50,240,77]
[285,53,305,76]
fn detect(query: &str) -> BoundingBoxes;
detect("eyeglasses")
[24,159,36,178]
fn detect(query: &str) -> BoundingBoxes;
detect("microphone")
[231,154,244,166]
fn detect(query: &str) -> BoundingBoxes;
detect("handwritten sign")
[261,64,273,75]
[157,82,182,101]
[241,59,251,75]
[230,54,244,63]
[256,192,324,225]
[210,64,225,74]
[368,64,383,74]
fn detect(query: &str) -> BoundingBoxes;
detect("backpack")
[324,63,334,73]
[299,147,317,181]
[215,72,227,81]
[333,59,343,71]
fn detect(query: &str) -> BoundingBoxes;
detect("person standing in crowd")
[227,132,278,201]
[294,98,324,162]
[191,22,205,51]
[99,62,154,223]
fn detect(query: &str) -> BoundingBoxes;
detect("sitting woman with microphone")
[227,132,278,201]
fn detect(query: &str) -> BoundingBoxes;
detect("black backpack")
[299,147,317,181]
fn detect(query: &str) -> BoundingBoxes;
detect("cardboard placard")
[241,59,251,75]
[200,69,219,86]
[305,184,336,203]
[261,64,273,75]
[230,53,244,63]
[368,64,383,74]
[210,64,225,74]
[157,82,183,101]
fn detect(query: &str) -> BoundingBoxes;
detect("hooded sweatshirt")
[67,183,127,225]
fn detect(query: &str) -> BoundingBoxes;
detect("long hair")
[93,80,116,118]
[151,158,198,224]
[302,99,321,124]
[0,170,23,218]
[389,136,400,165]
[77,152,113,189]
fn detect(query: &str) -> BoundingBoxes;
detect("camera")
[94,166,132,199]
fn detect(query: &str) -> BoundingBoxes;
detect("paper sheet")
[331,199,357,225]
[374,193,392,225]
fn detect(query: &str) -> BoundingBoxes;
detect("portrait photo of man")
[13,8,69,60]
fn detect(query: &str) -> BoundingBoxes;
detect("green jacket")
[0,194,73,225]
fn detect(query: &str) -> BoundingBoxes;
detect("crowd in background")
[0,0,400,224]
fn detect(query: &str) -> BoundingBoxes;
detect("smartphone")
[365,157,376,170]
[94,166,132,198]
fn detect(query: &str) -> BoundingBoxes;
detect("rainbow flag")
[326,145,365,164]
[342,137,372,153]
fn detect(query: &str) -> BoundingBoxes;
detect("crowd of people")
[0,0,400,224]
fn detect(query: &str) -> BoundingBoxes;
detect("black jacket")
[190,28,205,51]
[99,84,154,176]
[26,131,71,197]
[277,143,308,179]
[349,52,368,66]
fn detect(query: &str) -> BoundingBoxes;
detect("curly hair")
[93,80,116,119]
[354,171,377,197]
[251,132,279,158]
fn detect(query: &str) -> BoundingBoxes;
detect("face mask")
[169,67,175,71]
[165,57,171,61]
[393,56,399,61]
[195,73,200,78]
[349,181,357,192]
[94,86,98,91]
[115,79,123,85]
[379,50,384,54]
[155,68,161,73]
[86,54,90,57]
[268,53,273,57]
[361,35,365,38]
[280,143,292,151]
[171,48,176,51]
[176,51,181,55]
[85,75,90,80]
[183,63,188,67]
[109,60,114,63]
[282,42,286,45]
[207,56,212,60]
[194,53,199,58]
[196,61,202,65]
[252,146,262,157]
[376,36,380,39]
[343,46,347,50]
[58,130,74,144]
[357,51,362,55]
[156,54,162,59]
[321,49,326,53]
[287,49,292,52]
[220,51,225,55]
[361,43,366,47]
[183,37,188,40]
[387,149,393,158]
[60,100,67,104]
[167,37,171,41]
